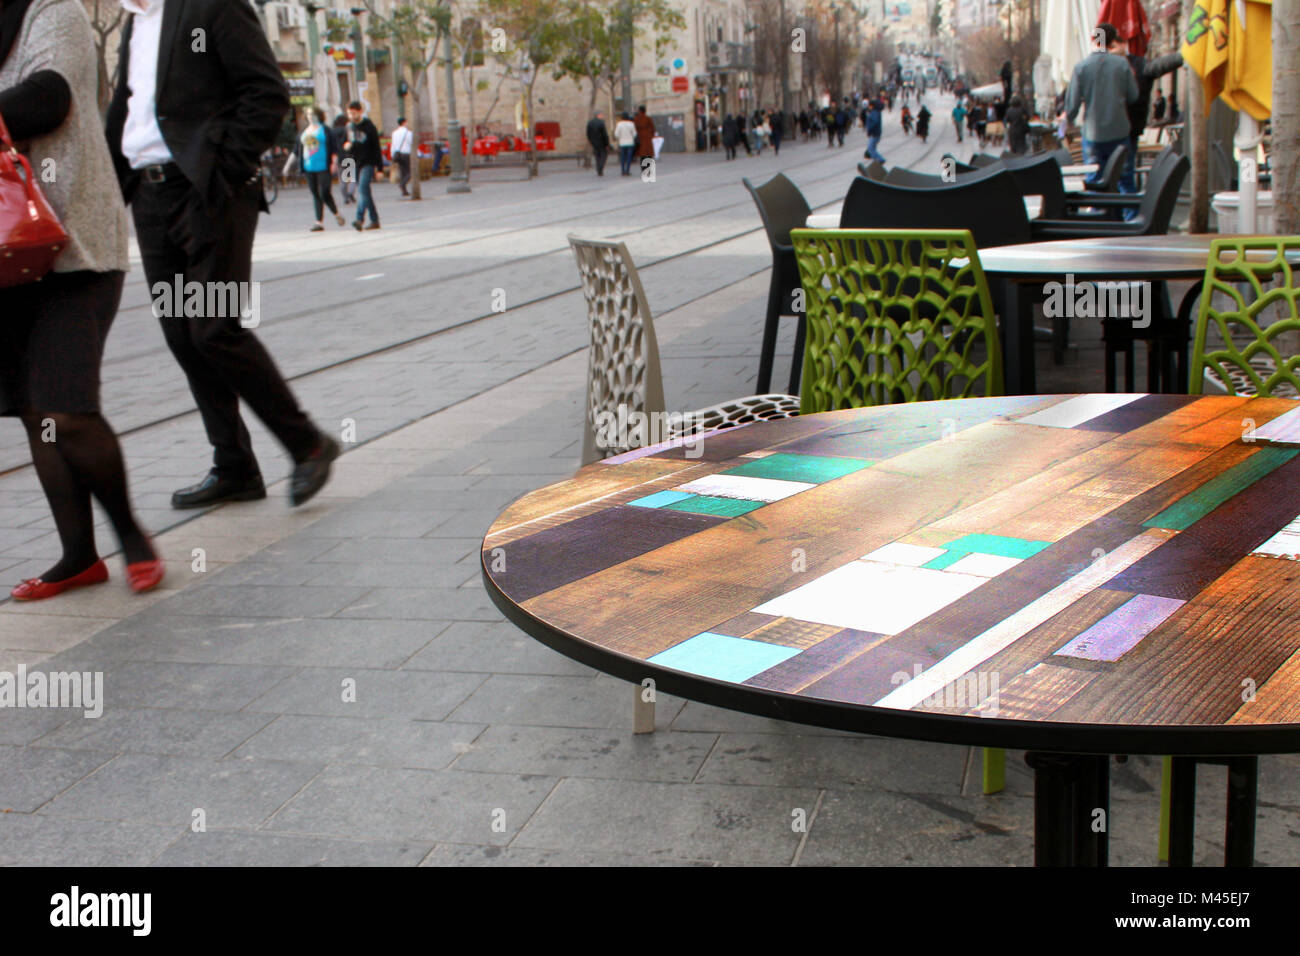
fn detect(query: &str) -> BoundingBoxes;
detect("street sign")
[671,76,689,93]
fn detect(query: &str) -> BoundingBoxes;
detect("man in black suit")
[106,0,338,509]
[585,111,609,176]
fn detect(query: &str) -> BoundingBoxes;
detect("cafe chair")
[856,159,888,181]
[839,172,1032,249]
[743,173,813,395]
[1154,235,1300,864]
[570,236,801,733]
[570,236,801,469]
[968,152,1002,168]
[1082,142,1128,193]
[791,225,1007,792]
[1033,151,1189,239]
[1189,235,1300,400]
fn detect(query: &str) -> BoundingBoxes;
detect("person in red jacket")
[633,105,656,168]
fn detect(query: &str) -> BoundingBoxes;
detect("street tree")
[362,0,453,200]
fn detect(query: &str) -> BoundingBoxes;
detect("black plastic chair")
[969,153,1002,168]
[744,173,812,394]
[839,170,1033,249]
[1035,152,1189,239]
[856,159,888,181]
[998,153,1073,219]
[1083,142,1128,192]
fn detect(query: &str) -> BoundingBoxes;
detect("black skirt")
[0,269,124,415]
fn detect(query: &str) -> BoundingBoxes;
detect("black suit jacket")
[105,0,290,211]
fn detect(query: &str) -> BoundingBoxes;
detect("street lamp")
[349,6,366,94]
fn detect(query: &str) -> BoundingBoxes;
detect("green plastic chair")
[1158,236,1300,863]
[791,227,1006,793]
[790,228,1003,413]
[1189,235,1300,398]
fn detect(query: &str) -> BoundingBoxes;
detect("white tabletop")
[1060,164,1099,177]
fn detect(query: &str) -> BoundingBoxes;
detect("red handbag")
[0,111,69,287]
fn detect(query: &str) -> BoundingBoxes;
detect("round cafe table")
[482,395,1300,866]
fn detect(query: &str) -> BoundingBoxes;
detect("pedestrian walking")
[952,100,967,143]
[1004,95,1029,155]
[915,104,931,142]
[835,100,849,146]
[633,105,655,170]
[341,101,381,230]
[737,113,752,155]
[1120,41,1182,203]
[333,113,355,204]
[901,104,913,135]
[770,110,783,156]
[0,0,163,600]
[297,108,345,231]
[863,98,885,163]
[613,112,636,174]
[1065,22,1139,185]
[106,0,339,511]
[390,115,413,197]
[721,114,739,160]
[824,105,836,147]
[585,110,610,176]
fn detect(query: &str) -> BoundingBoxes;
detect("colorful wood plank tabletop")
[481,395,1300,755]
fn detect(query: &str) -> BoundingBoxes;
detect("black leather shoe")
[171,472,266,509]
[289,436,340,507]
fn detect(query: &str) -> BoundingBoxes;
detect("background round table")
[482,395,1300,864]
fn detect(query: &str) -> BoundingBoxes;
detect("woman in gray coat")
[0,0,163,599]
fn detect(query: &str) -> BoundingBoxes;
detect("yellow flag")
[1183,0,1272,120]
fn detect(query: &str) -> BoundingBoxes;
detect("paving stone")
[448,674,687,731]
[419,843,713,867]
[150,830,429,866]
[243,667,487,721]
[454,725,716,782]
[0,745,115,813]
[0,814,184,866]
[512,777,813,865]
[32,707,271,758]
[232,715,484,770]
[401,620,593,676]
[41,754,324,827]
[266,765,555,844]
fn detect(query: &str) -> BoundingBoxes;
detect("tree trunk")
[408,76,424,201]
[1274,0,1300,233]
[526,78,538,178]
[1186,0,1209,232]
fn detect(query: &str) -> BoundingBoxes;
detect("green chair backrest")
[790,228,1004,413]
[1190,236,1300,398]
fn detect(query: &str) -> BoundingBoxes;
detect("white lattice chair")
[569,236,801,734]
[570,236,801,468]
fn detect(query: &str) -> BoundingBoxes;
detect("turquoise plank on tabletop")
[663,495,765,518]
[628,490,695,509]
[1144,446,1300,531]
[649,632,801,683]
[941,533,1051,560]
[921,550,968,571]
[723,453,873,484]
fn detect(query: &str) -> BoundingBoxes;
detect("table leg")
[995,279,1036,395]
[1167,756,1197,867]
[1025,751,1109,866]
[633,683,655,734]
[1225,756,1258,867]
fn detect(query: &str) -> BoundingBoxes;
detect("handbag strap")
[0,110,13,152]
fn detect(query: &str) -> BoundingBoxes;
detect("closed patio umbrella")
[1042,0,1102,93]
[312,52,341,119]
[1183,0,1273,231]
[1099,0,1153,56]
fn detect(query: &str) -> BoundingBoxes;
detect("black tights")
[21,410,153,581]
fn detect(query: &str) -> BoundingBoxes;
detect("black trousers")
[306,170,338,220]
[131,173,319,479]
[394,152,411,192]
[592,147,607,174]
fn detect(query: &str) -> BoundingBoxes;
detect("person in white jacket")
[613,113,637,176]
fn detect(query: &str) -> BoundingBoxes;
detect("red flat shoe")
[11,560,109,601]
[126,557,165,594]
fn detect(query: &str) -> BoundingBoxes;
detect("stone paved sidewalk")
[3,268,1297,866]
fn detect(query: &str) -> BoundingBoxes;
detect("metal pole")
[779,0,790,120]
[620,1,633,113]
[443,27,470,193]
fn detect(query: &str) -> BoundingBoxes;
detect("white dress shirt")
[390,125,413,156]
[120,0,174,169]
